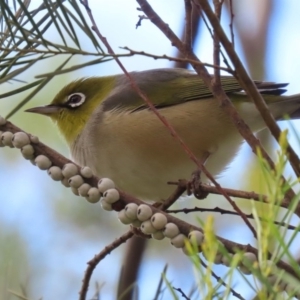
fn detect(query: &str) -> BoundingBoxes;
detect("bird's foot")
[188,169,209,200]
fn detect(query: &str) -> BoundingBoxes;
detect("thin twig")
[167,181,292,210]
[184,0,193,49]
[213,0,223,80]
[79,231,134,300]
[194,0,300,179]
[0,46,100,56]
[136,0,257,239]
[122,47,233,73]
[173,287,190,300]
[200,258,245,300]
[228,0,235,47]
[159,180,187,210]
[167,206,297,230]
[136,0,296,211]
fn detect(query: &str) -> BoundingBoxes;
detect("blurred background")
[1,0,300,299]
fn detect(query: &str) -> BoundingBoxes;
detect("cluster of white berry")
[0,115,120,207]
[0,115,297,296]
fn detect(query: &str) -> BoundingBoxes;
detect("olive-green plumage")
[27,68,300,201]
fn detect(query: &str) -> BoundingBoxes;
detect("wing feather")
[102,68,288,112]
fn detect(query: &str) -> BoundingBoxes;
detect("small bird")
[26,68,300,201]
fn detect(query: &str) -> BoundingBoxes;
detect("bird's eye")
[67,93,86,108]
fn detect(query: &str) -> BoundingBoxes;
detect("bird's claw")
[188,169,209,200]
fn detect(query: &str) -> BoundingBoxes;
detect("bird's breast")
[71,99,245,201]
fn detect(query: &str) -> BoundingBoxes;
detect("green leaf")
[0,79,43,99]
[6,55,72,119]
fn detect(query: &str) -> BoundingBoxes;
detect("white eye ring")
[67,93,86,108]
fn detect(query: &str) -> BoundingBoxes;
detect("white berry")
[21,144,34,159]
[100,198,112,211]
[118,209,132,224]
[78,183,91,197]
[171,234,186,248]
[152,231,165,240]
[242,252,257,265]
[80,166,93,178]
[182,246,191,256]
[61,177,70,187]
[98,178,115,194]
[239,252,257,274]
[71,187,79,196]
[62,163,78,179]
[68,175,84,188]
[86,187,100,203]
[214,253,223,264]
[30,135,39,143]
[239,265,251,275]
[188,230,204,245]
[221,254,232,267]
[183,245,200,256]
[35,155,52,170]
[0,115,6,125]
[124,203,138,220]
[102,188,120,204]
[1,131,13,147]
[48,166,63,181]
[151,213,167,230]
[12,132,30,148]
[163,223,179,238]
[137,204,152,221]
[131,219,142,228]
[140,220,157,234]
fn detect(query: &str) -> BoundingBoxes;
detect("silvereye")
[26,68,300,201]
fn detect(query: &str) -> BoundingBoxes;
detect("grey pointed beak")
[25,105,61,116]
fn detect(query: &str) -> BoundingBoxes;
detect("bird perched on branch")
[26,68,300,201]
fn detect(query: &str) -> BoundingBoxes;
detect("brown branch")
[1,120,299,281]
[159,180,187,210]
[136,0,295,207]
[213,0,223,80]
[228,0,235,47]
[79,230,134,300]
[122,47,233,73]
[136,0,258,239]
[184,0,193,49]
[167,206,297,230]
[194,0,300,179]
[167,181,293,211]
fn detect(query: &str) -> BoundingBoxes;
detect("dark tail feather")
[281,93,300,120]
[289,109,300,119]
[254,80,289,95]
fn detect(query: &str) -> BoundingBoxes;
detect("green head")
[26,76,115,145]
